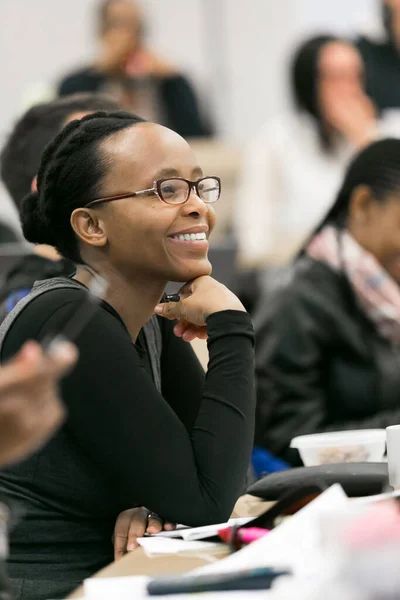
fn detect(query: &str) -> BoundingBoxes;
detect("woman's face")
[318,42,365,116]
[102,1,142,53]
[79,123,216,283]
[348,188,400,283]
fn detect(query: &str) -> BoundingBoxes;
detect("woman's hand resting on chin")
[155,276,245,342]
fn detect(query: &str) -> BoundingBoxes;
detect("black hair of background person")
[0,94,119,213]
[291,34,341,151]
[21,111,145,264]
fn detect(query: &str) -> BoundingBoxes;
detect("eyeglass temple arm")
[134,187,156,196]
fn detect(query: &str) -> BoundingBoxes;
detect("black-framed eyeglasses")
[85,176,221,208]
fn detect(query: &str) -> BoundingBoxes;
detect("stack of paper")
[137,536,221,556]
[156,517,252,541]
[192,484,349,577]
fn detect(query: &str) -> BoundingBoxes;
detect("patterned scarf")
[307,226,400,344]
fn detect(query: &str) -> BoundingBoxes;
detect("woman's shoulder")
[1,285,120,362]
[283,257,346,304]
[255,257,349,330]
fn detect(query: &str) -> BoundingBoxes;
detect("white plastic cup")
[386,425,400,489]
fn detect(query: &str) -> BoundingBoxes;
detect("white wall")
[0,0,380,227]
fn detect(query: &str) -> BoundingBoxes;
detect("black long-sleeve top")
[0,287,255,599]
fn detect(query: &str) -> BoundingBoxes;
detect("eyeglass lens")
[159,177,220,204]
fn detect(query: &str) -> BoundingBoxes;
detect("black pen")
[162,293,181,303]
[147,567,291,595]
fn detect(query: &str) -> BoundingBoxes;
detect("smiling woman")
[0,111,255,600]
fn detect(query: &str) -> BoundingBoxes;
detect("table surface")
[68,495,270,598]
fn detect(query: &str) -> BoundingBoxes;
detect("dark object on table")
[247,462,389,500]
[147,567,291,595]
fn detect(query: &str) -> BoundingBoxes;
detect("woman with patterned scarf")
[255,138,400,465]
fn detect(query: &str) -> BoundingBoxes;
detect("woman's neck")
[34,244,62,262]
[74,265,166,342]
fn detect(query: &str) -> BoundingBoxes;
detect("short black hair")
[0,93,120,212]
[309,138,400,238]
[291,34,341,150]
[21,111,146,263]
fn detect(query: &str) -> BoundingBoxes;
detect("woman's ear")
[348,184,374,226]
[70,208,108,249]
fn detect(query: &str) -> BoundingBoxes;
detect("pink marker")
[238,527,270,544]
[218,526,270,545]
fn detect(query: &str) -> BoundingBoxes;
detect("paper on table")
[156,517,252,541]
[84,575,149,600]
[192,484,349,578]
[84,575,275,600]
[137,536,221,556]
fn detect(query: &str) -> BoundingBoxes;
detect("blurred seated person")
[58,0,212,138]
[358,0,400,112]
[254,138,400,465]
[0,93,120,317]
[236,35,400,269]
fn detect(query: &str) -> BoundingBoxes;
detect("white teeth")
[172,232,207,241]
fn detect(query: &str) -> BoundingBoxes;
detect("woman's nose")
[181,187,209,217]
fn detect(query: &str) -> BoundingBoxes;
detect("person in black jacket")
[0,111,254,600]
[255,138,400,465]
[58,0,212,138]
[358,0,400,112]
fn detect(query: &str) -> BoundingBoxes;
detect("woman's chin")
[171,258,212,282]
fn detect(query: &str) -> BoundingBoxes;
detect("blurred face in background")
[317,42,365,122]
[102,0,143,56]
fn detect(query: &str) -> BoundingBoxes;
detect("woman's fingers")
[126,507,149,551]
[113,507,173,560]
[146,514,164,535]
[114,531,128,561]
[113,507,147,558]
[154,300,186,321]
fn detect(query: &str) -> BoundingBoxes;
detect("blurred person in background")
[236,35,400,271]
[0,93,119,317]
[358,0,400,112]
[254,139,400,465]
[58,0,212,138]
